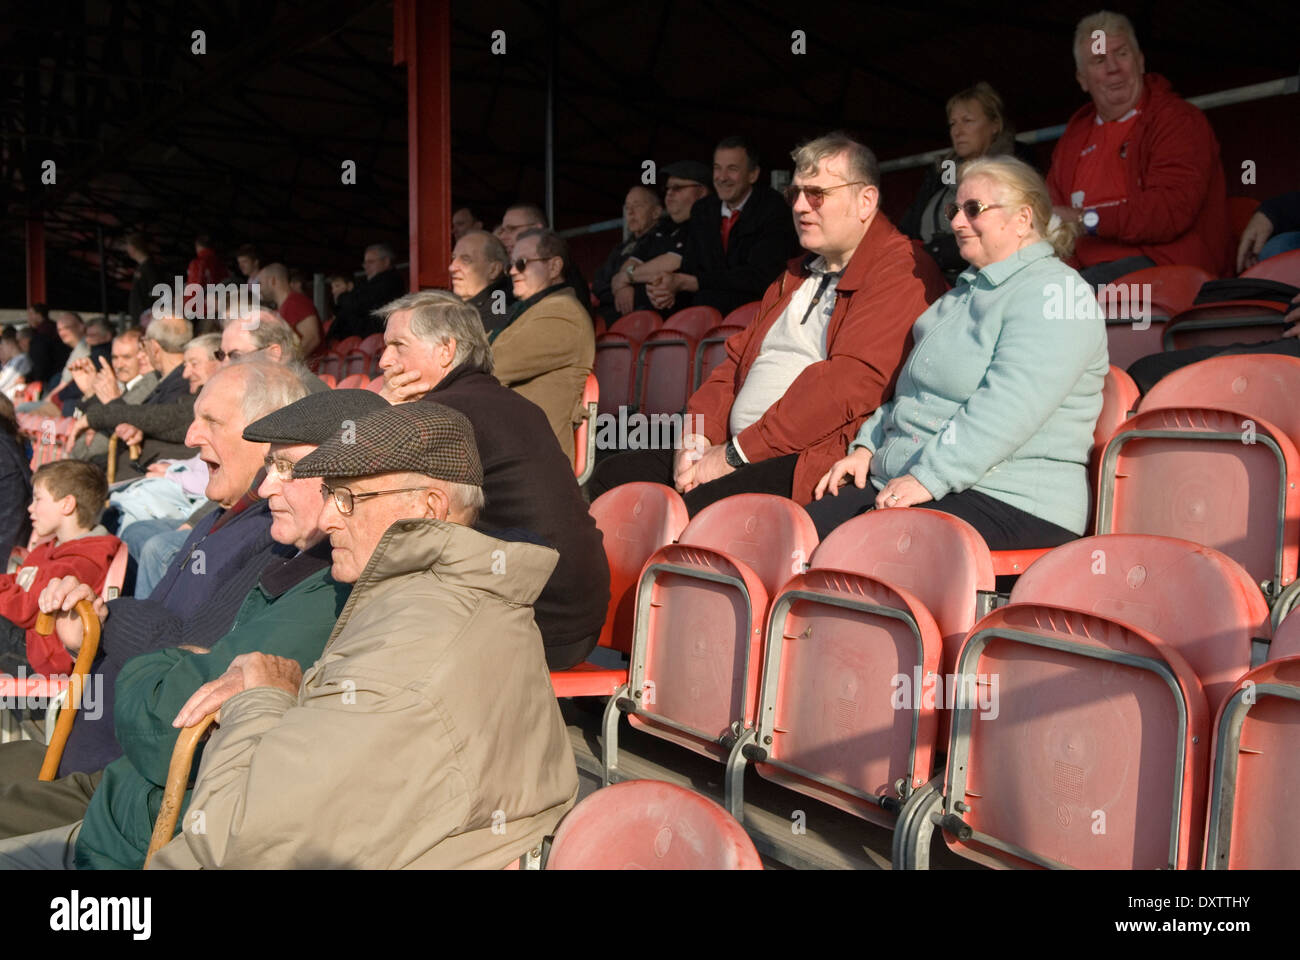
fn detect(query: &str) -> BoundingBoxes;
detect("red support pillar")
[396,0,451,292]
[26,216,46,306]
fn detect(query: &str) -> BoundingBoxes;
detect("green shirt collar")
[957,239,1054,288]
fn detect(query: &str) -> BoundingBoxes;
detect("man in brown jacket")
[149,402,578,869]
[491,228,595,464]
[589,132,949,512]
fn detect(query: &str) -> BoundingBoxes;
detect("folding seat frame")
[894,603,1209,871]
[723,570,943,826]
[572,372,598,485]
[1203,656,1300,869]
[1094,406,1300,604]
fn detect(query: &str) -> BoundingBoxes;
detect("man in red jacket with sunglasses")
[588,132,947,512]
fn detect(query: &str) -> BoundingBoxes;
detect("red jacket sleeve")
[1099,102,1218,246]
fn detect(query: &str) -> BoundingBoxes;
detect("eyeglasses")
[783,181,866,209]
[664,184,700,194]
[321,483,430,516]
[263,455,297,481]
[945,199,1003,222]
[214,345,267,362]
[510,256,553,273]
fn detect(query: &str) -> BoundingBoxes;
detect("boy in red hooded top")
[0,460,120,676]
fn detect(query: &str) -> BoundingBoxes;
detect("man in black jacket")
[82,315,196,476]
[328,243,406,343]
[647,136,799,317]
[125,233,168,325]
[376,289,610,669]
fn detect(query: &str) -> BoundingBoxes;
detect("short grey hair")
[1073,10,1141,70]
[214,357,310,424]
[366,243,395,262]
[462,230,508,268]
[149,315,195,353]
[441,480,486,526]
[791,131,881,190]
[184,332,222,357]
[376,290,494,375]
[225,309,301,361]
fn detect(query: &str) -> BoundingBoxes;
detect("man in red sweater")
[1046,11,1230,284]
[0,460,119,677]
[258,262,323,357]
[588,132,947,511]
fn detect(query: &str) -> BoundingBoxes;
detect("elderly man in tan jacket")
[491,228,594,464]
[150,402,578,869]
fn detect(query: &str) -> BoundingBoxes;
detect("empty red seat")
[545,781,761,870]
[342,332,386,377]
[594,310,661,417]
[722,301,763,328]
[724,510,993,828]
[1139,353,1300,447]
[604,494,817,781]
[693,324,745,391]
[1162,250,1300,351]
[636,308,723,415]
[335,373,367,390]
[1103,264,1211,370]
[317,373,337,389]
[316,354,344,380]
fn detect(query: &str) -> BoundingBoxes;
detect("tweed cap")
[292,401,483,485]
[242,389,390,446]
[662,160,711,187]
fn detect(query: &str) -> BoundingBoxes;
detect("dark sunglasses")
[783,181,866,209]
[945,199,1003,222]
[510,256,553,273]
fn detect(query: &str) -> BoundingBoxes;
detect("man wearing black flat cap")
[148,402,578,870]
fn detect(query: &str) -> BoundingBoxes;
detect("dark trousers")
[1127,335,1300,394]
[0,614,28,676]
[0,740,101,839]
[803,485,1080,550]
[587,448,799,516]
[1079,255,1156,287]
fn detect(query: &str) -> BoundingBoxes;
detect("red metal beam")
[398,0,451,291]
[26,217,46,305]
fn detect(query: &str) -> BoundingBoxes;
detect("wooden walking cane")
[32,599,101,780]
[105,435,143,485]
[144,712,216,868]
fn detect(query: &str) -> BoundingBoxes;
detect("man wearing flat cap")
[149,402,579,869]
[601,160,712,320]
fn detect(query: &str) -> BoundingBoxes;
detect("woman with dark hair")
[0,394,32,556]
[900,82,1019,283]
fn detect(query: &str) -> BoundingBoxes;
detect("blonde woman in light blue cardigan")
[805,156,1107,547]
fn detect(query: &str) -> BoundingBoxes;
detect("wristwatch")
[1082,208,1100,236]
[724,438,744,468]
[625,261,637,281]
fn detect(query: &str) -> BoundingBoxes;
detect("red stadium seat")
[693,324,745,391]
[332,335,362,357]
[316,373,337,389]
[551,484,687,699]
[635,308,722,415]
[544,781,762,870]
[603,495,817,783]
[102,541,129,602]
[335,373,367,390]
[1140,354,1300,446]
[572,373,598,486]
[342,332,386,377]
[724,510,994,825]
[364,376,385,394]
[594,312,661,416]
[722,301,763,328]
[1094,406,1300,604]
[1102,264,1211,371]
[1203,655,1300,869]
[19,382,43,403]
[609,310,662,343]
[1162,250,1300,351]
[316,353,344,380]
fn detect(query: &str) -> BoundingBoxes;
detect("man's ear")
[438,338,458,369]
[484,260,503,281]
[747,165,761,187]
[860,184,880,221]
[424,485,450,521]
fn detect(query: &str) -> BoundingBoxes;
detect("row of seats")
[577,482,1298,869]
[311,332,386,380]
[594,303,760,418]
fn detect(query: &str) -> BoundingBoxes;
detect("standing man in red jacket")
[588,131,948,512]
[1047,11,1230,284]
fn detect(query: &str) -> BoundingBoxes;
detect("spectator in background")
[591,186,665,322]
[257,263,322,357]
[235,245,261,286]
[610,160,711,318]
[219,311,330,394]
[590,132,948,513]
[492,229,595,464]
[82,315,196,477]
[125,234,168,325]
[376,291,610,669]
[19,312,89,416]
[179,333,223,394]
[498,203,547,257]
[452,207,483,241]
[900,82,1019,283]
[0,394,30,556]
[23,303,68,388]
[1046,11,1230,283]
[288,268,310,297]
[0,327,32,401]
[187,235,230,289]
[1238,191,1300,272]
[807,156,1107,548]
[67,328,159,462]
[648,136,800,316]
[328,244,405,342]
[449,230,514,338]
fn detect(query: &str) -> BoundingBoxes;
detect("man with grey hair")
[448,229,514,337]
[1047,10,1229,283]
[145,401,579,869]
[591,185,665,322]
[220,311,330,393]
[590,131,947,513]
[328,242,406,344]
[378,291,610,670]
[82,315,197,476]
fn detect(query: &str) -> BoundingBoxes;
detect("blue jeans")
[1260,231,1300,262]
